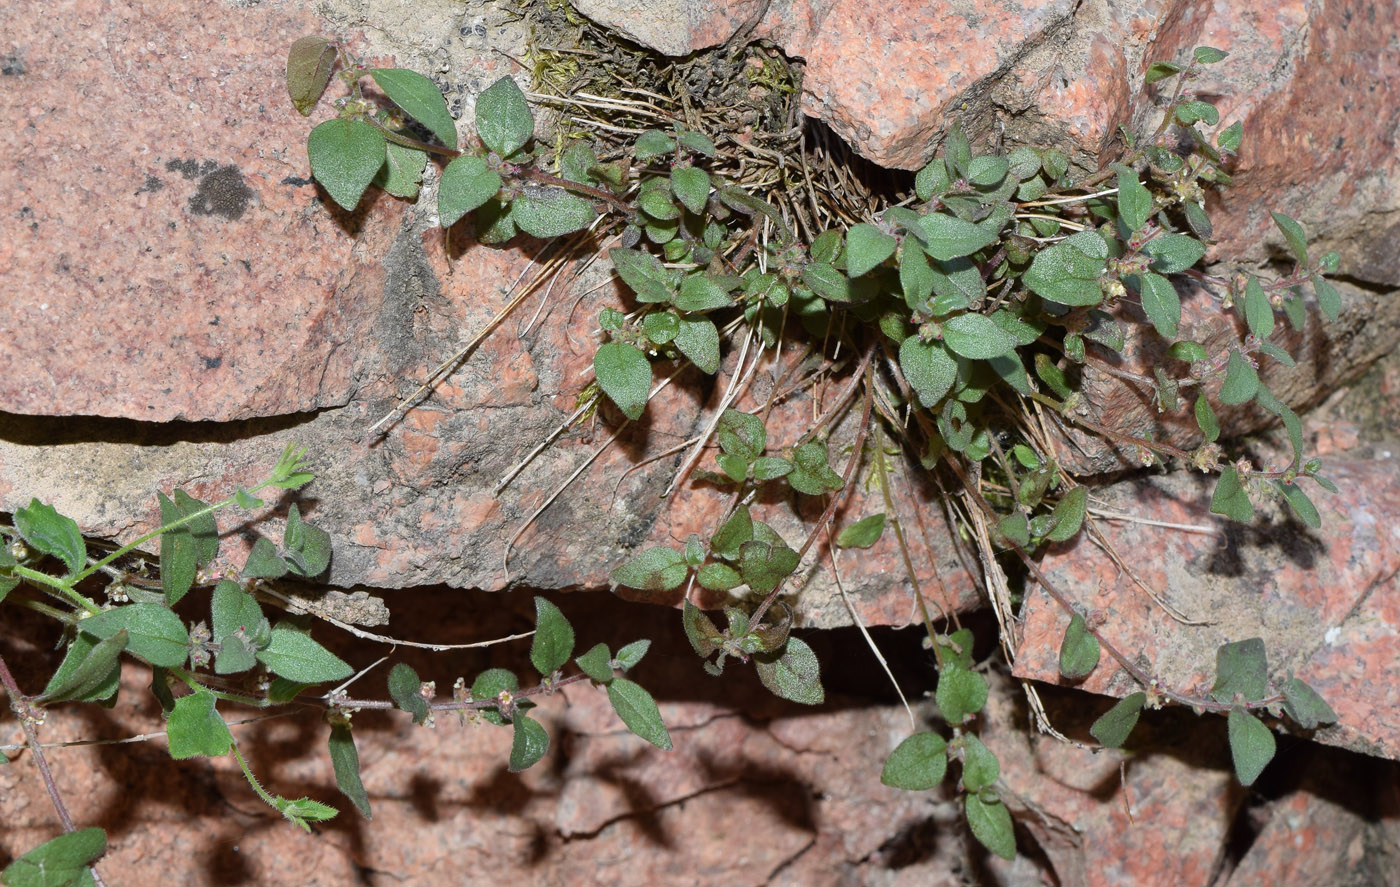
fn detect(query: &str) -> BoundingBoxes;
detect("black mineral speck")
[136,174,164,195]
[188,165,254,221]
[1,55,25,76]
[201,355,223,370]
[165,158,218,180]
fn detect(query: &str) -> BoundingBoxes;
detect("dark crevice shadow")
[0,409,322,448]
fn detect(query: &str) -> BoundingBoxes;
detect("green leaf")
[787,440,844,496]
[696,562,742,591]
[576,643,614,683]
[965,793,1016,861]
[836,514,885,549]
[1227,706,1276,786]
[677,129,716,156]
[633,129,674,160]
[1281,676,1338,729]
[1210,465,1255,522]
[1024,231,1108,306]
[682,601,722,657]
[642,311,680,344]
[1045,487,1088,543]
[1217,120,1244,152]
[471,668,519,726]
[241,536,289,580]
[0,827,106,887]
[530,597,574,675]
[1219,350,1260,405]
[286,36,337,116]
[1171,341,1209,363]
[1144,60,1185,84]
[307,118,386,211]
[738,540,800,596]
[1115,164,1153,232]
[673,315,720,374]
[256,622,353,684]
[166,688,234,759]
[755,637,824,705]
[959,734,1000,792]
[670,164,711,214]
[283,503,331,579]
[273,796,338,832]
[511,187,596,238]
[710,506,754,560]
[1312,274,1342,323]
[387,662,430,723]
[39,630,126,704]
[509,715,550,771]
[607,678,673,749]
[328,724,372,819]
[438,155,503,227]
[1090,692,1145,747]
[370,68,457,149]
[845,223,897,277]
[1143,233,1206,273]
[716,453,748,483]
[717,409,766,461]
[1270,211,1309,265]
[594,342,652,420]
[967,155,1008,187]
[1194,396,1221,443]
[210,580,267,675]
[752,457,792,481]
[1193,45,1229,64]
[1276,480,1321,528]
[997,511,1030,548]
[1058,613,1100,680]
[880,732,947,790]
[915,155,950,201]
[900,336,957,408]
[610,547,687,592]
[1175,99,1220,127]
[234,488,264,510]
[915,213,1000,260]
[159,491,216,606]
[941,313,1017,360]
[1136,272,1181,339]
[936,664,988,724]
[372,141,430,200]
[674,274,733,312]
[14,499,86,577]
[475,76,533,157]
[801,262,853,303]
[1211,637,1269,703]
[614,639,650,671]
[81,604,188,668]
[610,247,675,303]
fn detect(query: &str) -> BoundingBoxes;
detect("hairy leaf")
[15,499,86,577]
[881,732,947,790]
[475,76,533,157]
[787,440,844,496]
[370,68,457,149]
[1210,465,1255,522]
[81,604,188,669]
[594,343,652,420]
[755,637,824,705]
[438,155,503,227]
[1090,692,1145,747]
[610,547,687,592]
[509,715,550,771]
[512,188,596,238]
[1281,676,1338,729]
[1115,164,1152,232]
[959,734,1000,792]
[836,514,886,549]
[899,336,957,408]
[1228,706,1276,786]
[845,223,897,277]
[167,688,234,759]
[286,36,337,116]
[256,623,353,684]
[1270,211,1309,266]
[0,827,106,887]
[530,597,575,675]
[307,119,386,211]
[1143,233,1206,273]
[1211,638,1269,704]
[1136,272,1181,340]
[941,313,1017,360]
[328,724,372,819]
[1045,487,1088,543]
[1058,612,1100,680]
[915,213,1000,261]
[673,315,720,374]
[39,630,127,704]
[965,793,1016,860]
[1024,231,1108,306]
[1218,350,1260,405]
[576,644,614,683]
[608,678,673,749]
[936,664,988,724]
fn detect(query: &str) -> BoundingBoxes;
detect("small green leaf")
[509,715,550,771]
[1057,612,1101,680]
[836,514,886,549]
[439,155,503,227]
[614,639,650,671]
[81,604,188,668]
[1243,276,1274,339]
[880,732,947,790]
[801,262,853,303]
[594,342,652,420]
[1115,164,1152,232]
[241,536,289,580]
[610,247,676,303]
[674,315,720,374]
[576,643,614,683]
[738,540,800,596]
[633,129,674,160]
[166,688,234,760]
[211,580,267,675]
[915,156,950,201]
[370,68,457,149]
[1145,60,1184,84]
[1045,487,1088,543]
[755,637,824,705]
[234,488,265,510]
[670,164,711,214]
[1171,341,1209,363]
[1276,480,1321,528]
[530,597,575,675]
[1195,396,1221,443]
[1227,706,1276,786]
[607,678,673,749]
[328,724,371,819]
[1270,211,1309,266]
[159,491,215,606]
[39,630,127,704]
[787,440,844,496]
[845,223,897,277]
[1175,100,1220,127]
[1136,272,1181,340]
[941,313,1017,360]
[936,664,988,724]
[997,511,1030,548]
[717,409,766,461]
[959,734,1000,792]
[1210,465,1255,522]
[1090,692,1145,747]
[682,601,723,657]
[512,187,596,238]
[674,274,733,312]
[1193,45,1229,64]
[1143,233,1206,273]
[696,561,743,591]
[1217,120,1244,152]
[282,504,331,579]
[475,76,533,157]
[307,118,386,211]
[0,827,106,887]
[965,794,1016,861]
[716,452,748,483]
[610,547,688,592]
[677,129,716,156]
[710,506,754,560]
[256,622,353,684]
[915,213,1000,261]
[471,668,519,726]
[286,36,337,116]
[967,155,1008,188]
[1024,231,1109,307]
[273,796,338,832]
[642,310,680,344]
[1312,274,1342,323]
[1281,676,1338,729]
[1211,637,1269,704]
[752,457,792,481]
[1219,351,1260,405]
[899,336,957,408]
[15,499,86,577]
